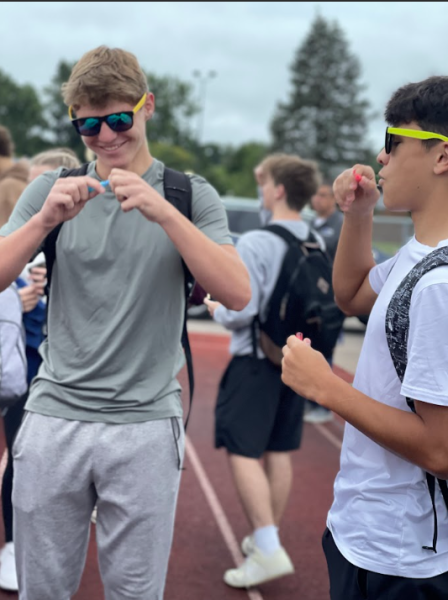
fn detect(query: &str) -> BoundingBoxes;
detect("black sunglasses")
[69,93,146,137]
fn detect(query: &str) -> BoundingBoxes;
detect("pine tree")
[270,15,372,179]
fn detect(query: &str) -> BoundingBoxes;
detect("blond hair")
[30,147,80,170]
[61,46,148,111]
[258,153,321,212]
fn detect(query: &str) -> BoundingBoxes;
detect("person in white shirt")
[282,75,448,599]
[205,153,323,589]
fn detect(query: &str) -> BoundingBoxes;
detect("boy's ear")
[434,143,448,175]
[275,183,286,201]
[144,93,155,121]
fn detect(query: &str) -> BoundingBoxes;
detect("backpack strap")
[42,164,90,292]
[262,223,316,247]
[385,245,448,553]
[42,165,195,431]
[162,168,194,431]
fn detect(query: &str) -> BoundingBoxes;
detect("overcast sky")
[1,1,446,153]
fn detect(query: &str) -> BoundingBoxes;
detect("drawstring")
[171,417,185,471]
[408,398,438,554]
[422,472,438,553]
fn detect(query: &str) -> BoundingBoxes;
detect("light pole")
[192,69,217,144]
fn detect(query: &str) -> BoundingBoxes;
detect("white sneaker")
[241,535,255,556]
[224,546,294,588]
[303,407,333,424]
[0,542,18,591]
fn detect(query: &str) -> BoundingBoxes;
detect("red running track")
[0,332,352,600]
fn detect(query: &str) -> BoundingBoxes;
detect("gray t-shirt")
[0,159,232,423]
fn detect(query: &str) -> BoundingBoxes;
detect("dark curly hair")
[385,76,448,150]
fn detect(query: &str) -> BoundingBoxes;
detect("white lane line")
[185,436,264,600]
[314,424,343,450]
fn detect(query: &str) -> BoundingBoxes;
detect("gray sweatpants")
[12,412,185,600]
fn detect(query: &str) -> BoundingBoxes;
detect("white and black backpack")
[386,246,448,553]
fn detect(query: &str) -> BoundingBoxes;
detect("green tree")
[0,69,47,156]
[146,73,199,147]
[43,60,86,160]
[270,15,372,179]
[223,142,269,197]
[149,141,230,196]
[150,141,197,173]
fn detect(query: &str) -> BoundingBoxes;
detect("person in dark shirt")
[310,182,343,261]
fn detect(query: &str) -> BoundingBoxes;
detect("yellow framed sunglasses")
[385,127,448,154]
[68,93,147,137]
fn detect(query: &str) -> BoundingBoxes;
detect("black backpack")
[42,164,196,428]
[252,224,345,366]
[386,245,448,553]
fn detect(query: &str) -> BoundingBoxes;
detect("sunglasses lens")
[385,131,391,154]
[76,117,101,137]
[106,112,133,132]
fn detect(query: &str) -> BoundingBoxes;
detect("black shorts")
[215,355,305,458]
[322,528,448,600]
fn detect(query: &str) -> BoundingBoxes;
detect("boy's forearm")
[318,374,448,478]
[161,209,250,311]
[0,214,52,291]
[332,212,375,306]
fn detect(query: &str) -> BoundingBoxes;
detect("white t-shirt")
[328,236,448,578]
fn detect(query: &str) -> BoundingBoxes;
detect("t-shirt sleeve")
[369,254,399,295]
[0,170,59,238]
[213,232,264,330]
[190,175,233,246]
[402,277,448,406]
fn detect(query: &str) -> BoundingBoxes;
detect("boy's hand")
[333,165,380,215]
[28,266,47,294]
[204,297,221,318]
[281,335,333,405]
[19,285,41,313]
[37,177,106,231]
[109,169,176,225]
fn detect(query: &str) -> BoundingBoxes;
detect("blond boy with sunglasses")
[0,46,250,599]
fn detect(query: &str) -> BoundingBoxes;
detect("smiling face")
[74,93,155,175]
